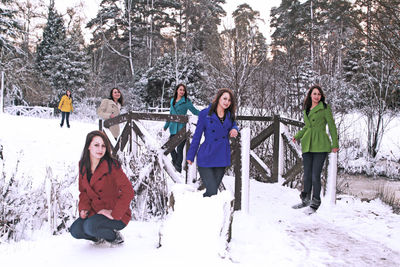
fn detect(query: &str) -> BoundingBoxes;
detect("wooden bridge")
[99,111,330,211]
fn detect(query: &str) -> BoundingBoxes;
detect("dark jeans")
[198,166,226,197]
[69,214,126,242]
[170,135,186,172]
[302,152,327,201]
[60,112,70,127]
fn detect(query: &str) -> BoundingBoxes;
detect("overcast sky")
[53,0,282,42]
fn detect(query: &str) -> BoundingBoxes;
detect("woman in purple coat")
[187,88,239,197]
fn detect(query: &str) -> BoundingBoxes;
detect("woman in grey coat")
[97,88,123,140]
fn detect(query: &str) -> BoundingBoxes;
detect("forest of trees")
[0,0,399,157]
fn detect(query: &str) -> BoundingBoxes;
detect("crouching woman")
[69,130,134,245]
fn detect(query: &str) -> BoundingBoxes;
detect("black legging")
[170,136,186,172]
[301,152,327,201]
[60,111,70,127]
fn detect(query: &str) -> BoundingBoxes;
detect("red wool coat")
[78,160,134,225]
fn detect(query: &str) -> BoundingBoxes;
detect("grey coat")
[97,99,121,138]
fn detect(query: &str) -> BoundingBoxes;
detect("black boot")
[310,198,321,210]
[292,192,310,209]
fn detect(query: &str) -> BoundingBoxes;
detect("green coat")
[164,97,199,135]
[294,102,339,153]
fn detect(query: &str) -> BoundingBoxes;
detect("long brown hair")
[79,130,119,176]
[208,88,237,121]
[108,87,124,105]
[65,90,72,100]
[303,85,327,113]
[172,83,188,106]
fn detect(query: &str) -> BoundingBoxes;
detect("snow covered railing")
[100,112,337,212]
[147,107,170,113]
[4,105,54,118]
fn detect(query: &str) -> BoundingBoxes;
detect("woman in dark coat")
[293,85,339,211]
[187,88,239,197]
[69,130,134,245]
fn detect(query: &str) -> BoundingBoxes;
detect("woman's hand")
[187,160,192,165]
[80,210,88,219]
[110,114,115,118]
[98,209,114,220]
[229,129,238,138]
[332,148,339,153]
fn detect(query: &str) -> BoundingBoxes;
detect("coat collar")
[307,101,324,117]
[172,97,186,106]
[90,159,109,186]
[206,106,232,127]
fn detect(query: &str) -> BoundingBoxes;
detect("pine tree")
[35,0,66,75]
[0,0,22,55]
[63,20,90,100]
[216,3,266,107]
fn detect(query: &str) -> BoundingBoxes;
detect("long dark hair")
[303,85,327,113]
[79,131,119,177]
[108,87,124,105]
[208,88,237,121]
[66,90,72,100]
[172,83,188,106]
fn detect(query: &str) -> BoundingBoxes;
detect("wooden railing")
[4,106,54,117]
[100,112,307,210]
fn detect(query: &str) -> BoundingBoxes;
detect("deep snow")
[0,113,399,267]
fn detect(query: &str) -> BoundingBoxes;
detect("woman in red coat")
[69,130,134,245]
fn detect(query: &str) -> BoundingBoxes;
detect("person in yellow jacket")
[58,90,73,128]
[97,88,123,140]
[292,85,339,211]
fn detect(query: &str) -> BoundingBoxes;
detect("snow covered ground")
[0,113,399,267]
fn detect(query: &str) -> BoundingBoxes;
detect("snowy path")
[287,220,400,266]
[228,181,400,266]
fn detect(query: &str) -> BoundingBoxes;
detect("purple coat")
[187,106,239,167]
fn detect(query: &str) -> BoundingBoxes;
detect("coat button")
[222,136,226,139]
[214,138,217,141]
[212,130,215,132]
[99,190,102,193]
[98,197,101,200]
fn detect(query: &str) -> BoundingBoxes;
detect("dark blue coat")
[187,106,239,167]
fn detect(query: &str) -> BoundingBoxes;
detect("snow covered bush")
[45,166,77,235]
[119,149,168,221]
[0,159,77,242]
[0,159,48,242]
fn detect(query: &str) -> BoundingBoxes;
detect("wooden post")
[0,71,4,113]
[271,114,280,183]
[99,119,103,131]
[233,134,242,211]
[241,128,250,213]
[325,152,338,205]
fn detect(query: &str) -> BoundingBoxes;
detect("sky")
[0,112,400,266]
[52,0,282,43]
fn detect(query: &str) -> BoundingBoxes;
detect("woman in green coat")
[292,85,339,211]
[164,84,199,172]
